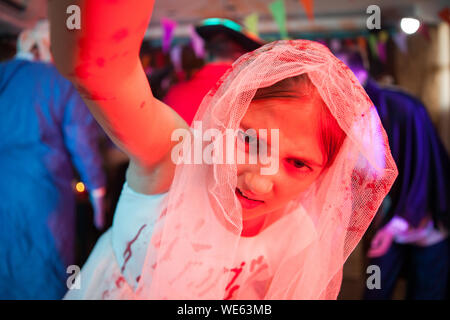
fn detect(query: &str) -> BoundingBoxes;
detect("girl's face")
[236,96,326,221]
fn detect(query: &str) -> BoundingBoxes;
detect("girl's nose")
[244,172,274,195]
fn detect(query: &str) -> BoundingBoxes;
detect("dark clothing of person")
[365,80,450,229]
[363,79,449,300]
[0,59,105,299]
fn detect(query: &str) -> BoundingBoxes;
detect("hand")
[92,196,106,230]
[367,227,394,258]
[90,188,106,230]
[93,204,105,230]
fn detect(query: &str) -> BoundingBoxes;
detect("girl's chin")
[242,204,287,225]
[241,207,269,221]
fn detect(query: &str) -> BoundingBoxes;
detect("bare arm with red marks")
[48,0,188,194]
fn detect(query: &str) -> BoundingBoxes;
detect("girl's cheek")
[277,176,308,200]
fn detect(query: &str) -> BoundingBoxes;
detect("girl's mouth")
[235,188,264,209]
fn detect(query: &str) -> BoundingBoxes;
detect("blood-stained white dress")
[64,182,316,300]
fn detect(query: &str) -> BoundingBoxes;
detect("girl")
[49,1,397,299]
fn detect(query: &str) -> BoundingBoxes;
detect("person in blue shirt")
[336,49,449,300]
[0,21,106,299]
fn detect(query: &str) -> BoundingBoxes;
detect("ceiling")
[147,0,449,38]
[0,0,448,37]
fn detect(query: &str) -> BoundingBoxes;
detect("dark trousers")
[363,238,449,300]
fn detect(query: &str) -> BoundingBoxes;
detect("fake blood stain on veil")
[191,243,212,252]
[222,256,269,299]
[250,255,264,272]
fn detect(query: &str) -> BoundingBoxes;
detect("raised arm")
[48,0,188,194]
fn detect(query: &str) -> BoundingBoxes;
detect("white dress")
[64,182,316,299]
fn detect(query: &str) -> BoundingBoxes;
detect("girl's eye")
[237,129,259,154]
[238,130,257,144]
[287,159,310,170]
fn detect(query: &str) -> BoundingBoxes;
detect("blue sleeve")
[61,83,106,191]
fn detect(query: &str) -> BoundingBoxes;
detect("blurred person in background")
[0,33,17,62]
[0,21,106,299]
[141,42,176,101]
[336,49,450,300]
[170,42,205,83]
[164,18,263,125]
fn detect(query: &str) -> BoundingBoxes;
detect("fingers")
[92,199,106,230]
[367,229,393,258]
[94,211,105,230]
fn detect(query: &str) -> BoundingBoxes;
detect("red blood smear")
[254,263,268,275]
[115,276,126,288]
[250,255,263,272]
[160,238,178,261]
[225,262,245,291]
[252,279,269,298]
[112,29,129,42]
[136,275,141,283]
[365,182,376,192]
[347,226,364,233]
[78,38,92,61]
[75,64,91,79]
[152,234,162,249]
[224,285,240,300]
[121,224,147,273]
[89,92,109,101]
[159,208,167,219]
[193,219,205,232]
[174,194,184,208]
[191,243,212,252]
[195,267,214,289]
[352,171,364,186]
[75,84,109,101]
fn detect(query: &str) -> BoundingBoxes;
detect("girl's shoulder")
[112,182,168,239]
